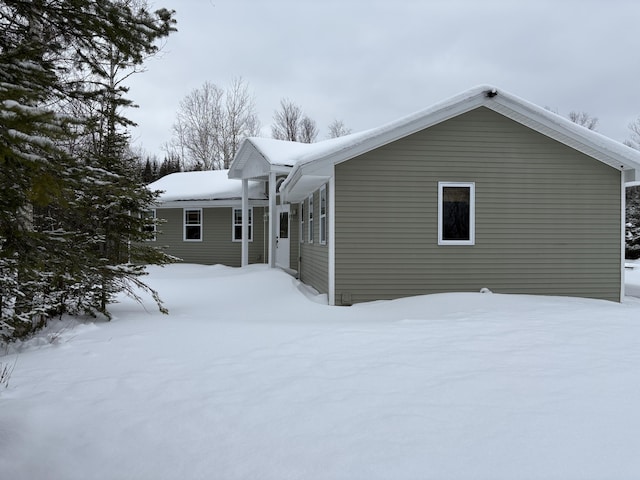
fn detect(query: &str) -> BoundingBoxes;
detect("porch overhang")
[280,174,331,203]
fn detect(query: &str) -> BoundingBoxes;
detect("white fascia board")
[228,139,254,179]
[281,175,331,203]
[284,87,640,189]
[486,94,640,173]
[280,96,486,195]
[229,140,294,181]
[228,140,272,180]
[154,199,268,209]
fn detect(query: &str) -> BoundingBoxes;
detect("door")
[276,204,290,268]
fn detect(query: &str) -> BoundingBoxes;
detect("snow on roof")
[148,170,266,202]
[244,132,366,168]
[246,137,320,167]
[275,85,640,197]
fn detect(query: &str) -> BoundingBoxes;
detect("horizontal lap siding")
[289,207,300,271]
[155,206,267,266]
[300,189,329,294]
[335,107,622,304]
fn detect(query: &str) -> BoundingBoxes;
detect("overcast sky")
[127,0,640,158]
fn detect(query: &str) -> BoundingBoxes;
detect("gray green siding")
[334,107,622,304]
[155,206,267,266]
[299,188,329,294]
[289,203,300,270]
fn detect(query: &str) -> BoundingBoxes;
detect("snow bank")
[2,264,640,479]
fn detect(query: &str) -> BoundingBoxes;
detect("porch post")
[241,178,249,267]
[268,171,277,268]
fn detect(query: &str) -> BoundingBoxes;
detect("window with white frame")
[300,201,305,243]
[232,207,253,241]
[438,182,475,245]
[319,186,326,244]
[308,193,314,243]
[184,208,202,241]
[142,209,156,241]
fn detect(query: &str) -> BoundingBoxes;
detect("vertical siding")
[155,206,267,266]
[299,187,329,294]
[334,107,622,304]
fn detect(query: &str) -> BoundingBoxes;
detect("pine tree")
[1,0,177,339]
[627,186,640,259]
[142,158,153,183]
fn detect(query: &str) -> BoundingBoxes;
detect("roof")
[148,170,266,204]
[228,137,326,180]
[274,85,640,201]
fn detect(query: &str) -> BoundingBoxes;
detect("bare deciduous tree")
[624,118,640,150]
[271,98,318,143]
[271,98,303,141]
[568,111,598,131]
[327,119,352,138]
[170,78,260,170]
[219,78,262,167]
[545,107,599,131]
[298,116,318,143]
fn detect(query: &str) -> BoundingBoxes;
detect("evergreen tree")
[142,158,153,183]
[627,186,640,259]
[1,0,177,339]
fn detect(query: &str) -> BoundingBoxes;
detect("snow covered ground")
[2,263,640,480]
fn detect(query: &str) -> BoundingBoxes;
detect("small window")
[279,211,289,239]
[319,186,327,245]
[184,208,202,241]
[300,201,305,243]
[308,193,314,244]
[233,207,253,242]
[438,182,475,245]
[142,209,156,241]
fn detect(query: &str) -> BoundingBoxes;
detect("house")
[229,85,640,304]
[147,170,268,266]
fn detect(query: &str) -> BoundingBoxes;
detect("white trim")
[268,171,277,268]
[328,170,336,306]
[300,200,305,244]
[232,207,253,243]
[154,199,268,209]
[319,185,327,245]
[278,86,640,201]
[438,182,475,246]
[308,193,314,244]
[183,208,203,242]
[241,179,249,266]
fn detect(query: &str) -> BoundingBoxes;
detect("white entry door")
[276,204,290,268]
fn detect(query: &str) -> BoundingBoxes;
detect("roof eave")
[229,138,295,180]
[153,198,268,208]
[283,87,640,193]
[486,93,640,173]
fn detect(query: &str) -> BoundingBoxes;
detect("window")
[142,209,156,241]
[300,201,305,243]
[319,186,326,244]
[233,207,253,242]
[308,193,314,243]
[438,182,475,245]
[184,208,202,241]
